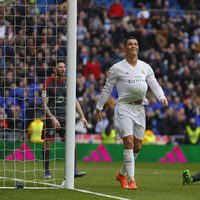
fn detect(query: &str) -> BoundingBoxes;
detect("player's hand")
[160,97,168,108]
[94,109,102,122]
[51,116,61,128]
[81,117,88,128]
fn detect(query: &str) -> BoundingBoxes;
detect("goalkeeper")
[41,59,88,179]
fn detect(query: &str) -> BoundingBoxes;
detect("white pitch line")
[74,188,130,200]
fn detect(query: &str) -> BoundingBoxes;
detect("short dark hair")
[57,57,66,64]
[123,36,138,46]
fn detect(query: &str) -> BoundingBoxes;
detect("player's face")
[124,39,139,57]
[56,62,66,78]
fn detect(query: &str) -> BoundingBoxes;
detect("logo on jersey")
[56,96,65,103]
[48,130,54,136]
[121,129,126,136]
[128,75,145,83]
[141,70,145,75]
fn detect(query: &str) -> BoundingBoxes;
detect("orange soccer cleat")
[116,172,128,188]
[128,180,138,190]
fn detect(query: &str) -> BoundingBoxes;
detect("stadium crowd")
[0,0,199,144]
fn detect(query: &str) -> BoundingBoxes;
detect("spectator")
[185,118,200,144]
[142,130,156,144]
[101,123,116,144]
[136,3,150,26]
[0,18,6,39]
[77,19,88,41]
[27,118,44,143]
[108,0,125,20]
[7,104,24,134]
[0,107,8,130]
[159,107,177,135]
[171,108,187,143]
[83,55,101,80]
[0,48,5,68]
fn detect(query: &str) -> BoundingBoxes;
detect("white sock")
[119,162,126,176]
[134,152,138,160]
[124,149,135,181]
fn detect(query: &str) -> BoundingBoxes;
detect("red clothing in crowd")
[84,59,101,80]
[0,120,8,129]
[108,1,125,18]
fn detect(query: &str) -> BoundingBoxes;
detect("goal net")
[0,0,67,188]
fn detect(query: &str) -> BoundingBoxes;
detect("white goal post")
[0,0,76,189]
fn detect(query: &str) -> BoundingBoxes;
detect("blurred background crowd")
[0,0,199,144]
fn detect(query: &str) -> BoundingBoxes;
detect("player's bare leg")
[43,139,53,178]
[133,137,142,160]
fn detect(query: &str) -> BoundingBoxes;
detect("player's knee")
[134,147,141,153]
[123,137,134,149]
[134,142,142,153]
[44,139,52,149]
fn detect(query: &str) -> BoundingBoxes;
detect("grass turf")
[0,161,200,200]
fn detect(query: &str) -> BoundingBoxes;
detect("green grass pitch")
[0,161,200,200]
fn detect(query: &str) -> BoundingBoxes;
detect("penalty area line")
[74,188,130,200]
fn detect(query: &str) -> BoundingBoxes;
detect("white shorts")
[114,103,146,140]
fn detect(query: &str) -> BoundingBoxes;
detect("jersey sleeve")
[42,77,54,98]
[146,65,166,101]
[96,66,118,111]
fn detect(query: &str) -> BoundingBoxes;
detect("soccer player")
[94,36,168,190]
[183,170,200,185]
[41,59,88,178]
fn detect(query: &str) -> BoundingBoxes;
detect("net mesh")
[0,0,67,188]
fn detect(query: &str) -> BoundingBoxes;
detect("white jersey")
[96,59,166,111]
